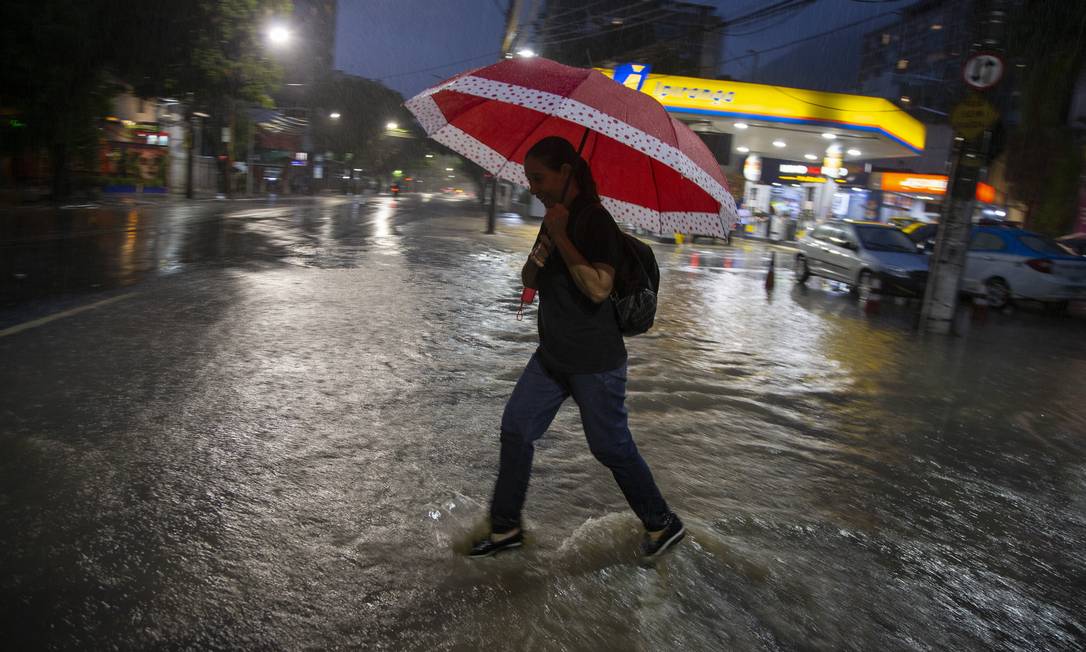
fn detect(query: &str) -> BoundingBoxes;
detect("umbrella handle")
[516,287,536,321]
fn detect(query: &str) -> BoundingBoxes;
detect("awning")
[599,69,925,162]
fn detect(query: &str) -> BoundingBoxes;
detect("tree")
[0,1,114,199]
[1003,0,1086,235]
[302,73,428,185]
[162,0,292,196]
[0,0,291,199]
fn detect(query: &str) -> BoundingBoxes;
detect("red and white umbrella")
[405,57,738,239]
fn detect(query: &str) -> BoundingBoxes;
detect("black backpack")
[611,231,659,336]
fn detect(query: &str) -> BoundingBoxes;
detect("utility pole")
[186,111,195,199]
[488,0,523,234]
[500,0,523,57]
[920,0,1008,334]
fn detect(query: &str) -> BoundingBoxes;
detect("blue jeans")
[489,352,671,533]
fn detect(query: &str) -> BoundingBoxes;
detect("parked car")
[962,226,1086,309]
[902,222,939,252]
[1055,233,1086,256]
[795,221,930,300]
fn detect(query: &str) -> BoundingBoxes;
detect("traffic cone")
[765,252,775,292]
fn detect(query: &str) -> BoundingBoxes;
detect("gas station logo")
[613,63,652,91]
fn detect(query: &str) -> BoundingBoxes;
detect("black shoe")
[641,514,685,559]
[468,530,524,558]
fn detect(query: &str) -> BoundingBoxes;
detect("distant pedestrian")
[469,136,684,560]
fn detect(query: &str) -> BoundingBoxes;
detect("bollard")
[765,252,775,292]
[863,276,881,315]
[971,292,989,324]
[674,232,685,245]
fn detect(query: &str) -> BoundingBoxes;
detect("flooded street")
[2,196,1084,649]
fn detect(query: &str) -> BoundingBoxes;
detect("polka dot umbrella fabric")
[405,57,738,238]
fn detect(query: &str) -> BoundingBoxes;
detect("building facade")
[539,0,721,78]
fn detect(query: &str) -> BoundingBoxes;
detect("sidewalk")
[741,234,800,253]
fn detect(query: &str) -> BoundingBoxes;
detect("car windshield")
[855,226,918,253]
[1019,234,1067,256]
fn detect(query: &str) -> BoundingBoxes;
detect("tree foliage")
[1003,0,1086,235]
[303,74,427,176]
[0,1,114,194]
[0,0,292,197]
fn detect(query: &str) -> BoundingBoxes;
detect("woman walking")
[470,136,684,560]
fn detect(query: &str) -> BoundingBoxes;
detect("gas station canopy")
[600,69,926,162]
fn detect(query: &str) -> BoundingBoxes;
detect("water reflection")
[3,200,1084,648]
[0,197,423,306]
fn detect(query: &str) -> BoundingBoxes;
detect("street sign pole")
[921,0,1007,335]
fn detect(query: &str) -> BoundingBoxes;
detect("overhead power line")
[378,50,502,83]
[536,5,678,46]
[727,10,899,66]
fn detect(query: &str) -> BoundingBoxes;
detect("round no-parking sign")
[962,53,1004,91]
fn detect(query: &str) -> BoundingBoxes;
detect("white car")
[795,221,930,300]
[962,226,1086,309]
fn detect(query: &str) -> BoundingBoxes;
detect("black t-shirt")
[536,195,627,375]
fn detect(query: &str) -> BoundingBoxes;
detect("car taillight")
[1026,259,1053,274]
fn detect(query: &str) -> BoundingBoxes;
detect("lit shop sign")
[975,181,996,203]
[779,163,847,178]
[654,84,736,106]
[773,163,848,184]
[880,172,948,194]
[743,154,762,182]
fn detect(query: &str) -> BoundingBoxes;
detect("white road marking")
[0,292,139,338]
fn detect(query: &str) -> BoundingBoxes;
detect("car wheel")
[794,255,810,285]
[854,270,875,302]
[984,277,1011,309]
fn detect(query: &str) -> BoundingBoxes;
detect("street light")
[329,112,341,119]
[268,25,291,46]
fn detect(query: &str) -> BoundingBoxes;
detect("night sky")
[334,0,916,99]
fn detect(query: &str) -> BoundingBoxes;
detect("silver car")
[794,221,930,300]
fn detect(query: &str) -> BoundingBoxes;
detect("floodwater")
[2,196,1084,649]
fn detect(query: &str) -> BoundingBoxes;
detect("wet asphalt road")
[1,195,1084,650]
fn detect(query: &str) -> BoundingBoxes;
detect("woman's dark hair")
[525,136,600,203]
